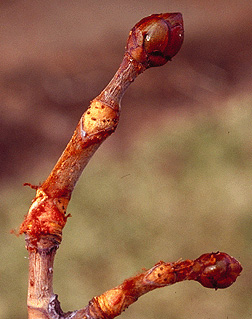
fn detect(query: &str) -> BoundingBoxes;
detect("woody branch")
[71,252,242,319]
[18,12,242,319]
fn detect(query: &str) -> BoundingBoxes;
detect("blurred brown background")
[1,1,252,318]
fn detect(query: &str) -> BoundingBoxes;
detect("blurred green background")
[1,1,252,318]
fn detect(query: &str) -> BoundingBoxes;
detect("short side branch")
[69,252,242,319]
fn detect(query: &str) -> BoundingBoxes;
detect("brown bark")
[26,236,58,319]
[18,12,242,319]
[72,252,242,319]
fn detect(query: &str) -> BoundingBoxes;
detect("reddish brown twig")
[19,12,184,241]
[51,252,242,318]
[18,12,242,319]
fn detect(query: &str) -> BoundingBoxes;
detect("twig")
[70,252,242,319]
[18,13,242,318]
[20,12,184,242]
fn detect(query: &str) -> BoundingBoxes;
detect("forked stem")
[18,13,242,319]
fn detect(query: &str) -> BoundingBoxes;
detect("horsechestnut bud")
[126,13,184,68]
[195,252,243,289]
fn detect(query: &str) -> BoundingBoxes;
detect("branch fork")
[18,12,242,319]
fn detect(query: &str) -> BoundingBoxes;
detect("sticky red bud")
[127,13,184,68]
[196,252,243,289]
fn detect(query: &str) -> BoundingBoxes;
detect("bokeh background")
[1,1,252,318]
